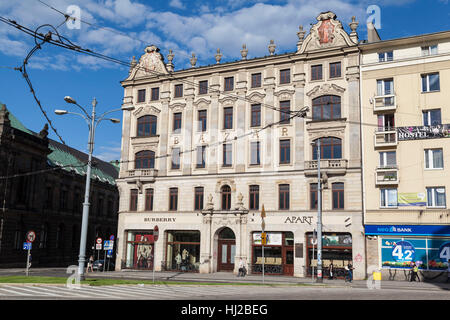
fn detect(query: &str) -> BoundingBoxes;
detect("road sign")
[107,249,113,257]
[96,237,102,244]
[23,242,32,250]
[153,226,159,242]
[110,235,115,241]
[96,243,102,250]
[103,240,113,250]
[26,231,36,243]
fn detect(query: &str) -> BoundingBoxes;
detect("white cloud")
[169,0,185,10]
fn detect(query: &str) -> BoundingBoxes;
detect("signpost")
[96,238,102,261]
[25,231,35,277]
[153,226,158,283]
[261,205,266,284]
[103,240,113,272]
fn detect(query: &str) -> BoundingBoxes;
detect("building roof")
[2,103,118,186]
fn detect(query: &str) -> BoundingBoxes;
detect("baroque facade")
[0,103,119,267]
[116,12,366,279]
[360,29,450,281]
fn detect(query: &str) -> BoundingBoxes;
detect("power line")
[0,164,86,180]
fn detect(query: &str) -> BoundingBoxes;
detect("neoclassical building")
[115,11,366,279]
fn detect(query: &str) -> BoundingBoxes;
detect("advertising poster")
[253,232,282,245]
[381,237,450,270]
[397,193,427,207]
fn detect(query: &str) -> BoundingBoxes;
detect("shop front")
[305,232,352,278]
[365,225,450,273]
[164,230,201,272]
[125,231,155,270]
[251,231,294,276]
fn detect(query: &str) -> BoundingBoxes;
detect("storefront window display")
[125,231,154,269]
[306,232,352,278]
[252,232,294,275]
[165,231,200,272]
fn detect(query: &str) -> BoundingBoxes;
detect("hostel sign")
[397,125,450,141]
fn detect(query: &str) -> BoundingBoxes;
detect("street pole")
[316,139,323,283]
[77,98,97,281]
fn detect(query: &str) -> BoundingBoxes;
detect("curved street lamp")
[55,97,134,281]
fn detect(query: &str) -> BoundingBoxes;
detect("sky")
[0,0,449,162]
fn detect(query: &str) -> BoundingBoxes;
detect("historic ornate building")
[360,28,450,280]
[116,12,366,279]
[0,103,119,267]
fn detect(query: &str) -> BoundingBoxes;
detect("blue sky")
[0,0,449,161]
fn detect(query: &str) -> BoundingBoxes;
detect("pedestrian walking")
[410,261,419,282]
[86,255,94,273]
[237,258,246,277]
[446,259,450,283]
[345,261,354,282]
[328,262,334,280]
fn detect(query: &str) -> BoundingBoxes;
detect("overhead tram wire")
[0,163,87,180]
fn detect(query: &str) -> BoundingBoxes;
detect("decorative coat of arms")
[127,45,169,80]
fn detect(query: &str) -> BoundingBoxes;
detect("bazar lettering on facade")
[115,11,366,279]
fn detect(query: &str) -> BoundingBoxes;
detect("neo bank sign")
[365,225,450,236]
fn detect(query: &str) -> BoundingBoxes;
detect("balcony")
[373,94,396,112]
[120,168,158,183]
[304,159,348,176]
[374,127,398,147]
[375,165,399,185]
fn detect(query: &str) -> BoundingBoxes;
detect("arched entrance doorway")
[217,227,236,272]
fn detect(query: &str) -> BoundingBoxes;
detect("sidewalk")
[1,267,449,291]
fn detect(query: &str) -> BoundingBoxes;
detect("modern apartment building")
[360,30,450,280]
[115,11,366,279]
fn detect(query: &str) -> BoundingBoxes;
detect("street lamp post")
[55,96,133,281]
[313,139,323,283]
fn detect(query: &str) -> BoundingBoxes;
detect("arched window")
[221,185,231,210]
[313,137,342,160]
[137,115,157,137]
[135,150,155,169]
[312,95,341,120]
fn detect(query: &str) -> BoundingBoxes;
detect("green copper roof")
[1,102,33,135]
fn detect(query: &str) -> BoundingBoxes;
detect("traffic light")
[261,232,267,245]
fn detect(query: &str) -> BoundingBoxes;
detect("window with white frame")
[422,109,441,126]
[380,188,397,207]
[421,45,438,56]
[427,187,446,207]
[378,51,393,62]
[421,73,440,92]
[379,151,396,167]
[376,78,394,106]
[424,149,443,169]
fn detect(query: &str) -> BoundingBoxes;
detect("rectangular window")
[380,188,398,208]
[173,112,182,132]
[427,187,446,207]
[280,69,290,84]
[425,149,443,169]
[169,188,178,211]
[249,185,259,210]
[279,184,290,210]
[174,84,183,97]
[421,45,438,56]
[145,189,153,211]
[130,189,138,211]
[379,151,396,167]
[196,145,206,168]
[311,65,322,80]
[310,183,318,210]
[329,62,341,78]
[171,147,180,169]
[251,104,261,127]
[198,110,207,131]
[250,141,261,165]
[332,183,344,210]
[378,51,393,62]
[224,77,234,91]
[151,87,159,101]
[422,109,441,126]
[195,187,204,210]
[421,73,440,92]
[376,78,394,106]
[251,73,262,88]
[137,89,146,103]
[224,107,233,129]
[279,139,291,164]
[223,143,232,167]
[199,80,208,94]
[279,101,290,124]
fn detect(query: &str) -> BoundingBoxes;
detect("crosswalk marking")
[1,285,55,296]
[0,286,33,296]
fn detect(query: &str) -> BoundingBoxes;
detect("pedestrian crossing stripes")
[0,284,251,299]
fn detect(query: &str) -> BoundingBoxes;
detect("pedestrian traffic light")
[261,232,267,245]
